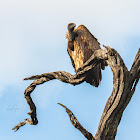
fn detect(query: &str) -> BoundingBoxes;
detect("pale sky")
[0,0,140,140]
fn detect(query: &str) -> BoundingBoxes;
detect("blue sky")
[0,0,140,139]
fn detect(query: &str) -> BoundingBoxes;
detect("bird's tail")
[85,64,102,87]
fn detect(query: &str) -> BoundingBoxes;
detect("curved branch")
[58,103,94,140]
[12,49,108,131]
[12,46,140,140]
[94,46,140,140]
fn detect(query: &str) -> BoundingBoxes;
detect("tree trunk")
[12,46,140,140]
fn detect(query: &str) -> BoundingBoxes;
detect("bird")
[66,23,107,87]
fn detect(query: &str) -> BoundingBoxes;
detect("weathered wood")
[94,47,140,140]
[58,103,94,140]
[12,46,140,140]
[12,49,107,131]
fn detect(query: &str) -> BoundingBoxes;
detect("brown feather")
[67,24,106,87]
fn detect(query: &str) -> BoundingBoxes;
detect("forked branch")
[94,46,140,140]
[12,46,140,140]
[12,49,108,131]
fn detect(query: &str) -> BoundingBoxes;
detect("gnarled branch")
[13,46,140,140]
[12,49,108,131]
[94,46,140,140]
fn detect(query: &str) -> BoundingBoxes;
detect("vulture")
[66,23,107,87]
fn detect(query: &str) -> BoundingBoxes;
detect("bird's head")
[67,23,76,32]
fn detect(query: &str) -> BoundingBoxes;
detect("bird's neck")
[66,30,75,41]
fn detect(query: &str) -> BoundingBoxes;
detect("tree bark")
[94,46,140,140]
[12,46,140,140]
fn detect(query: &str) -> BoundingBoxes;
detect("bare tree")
[12,46,140,140]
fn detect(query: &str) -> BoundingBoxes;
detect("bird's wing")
[74,25,100,65]
[73,25,102,87]
[67,25,101,71]
[67,25,106,87]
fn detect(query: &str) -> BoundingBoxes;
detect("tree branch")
[12,49,108,131]
[58,103,94,140]
[94,46,140,140]
[12,46,140,140]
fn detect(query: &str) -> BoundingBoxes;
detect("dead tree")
[12,46,140,140]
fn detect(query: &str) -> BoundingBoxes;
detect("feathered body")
[66,23,106,87]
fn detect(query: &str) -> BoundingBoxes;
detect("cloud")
[0,0,140,88]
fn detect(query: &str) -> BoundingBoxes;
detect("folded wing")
[67,25,106,87]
